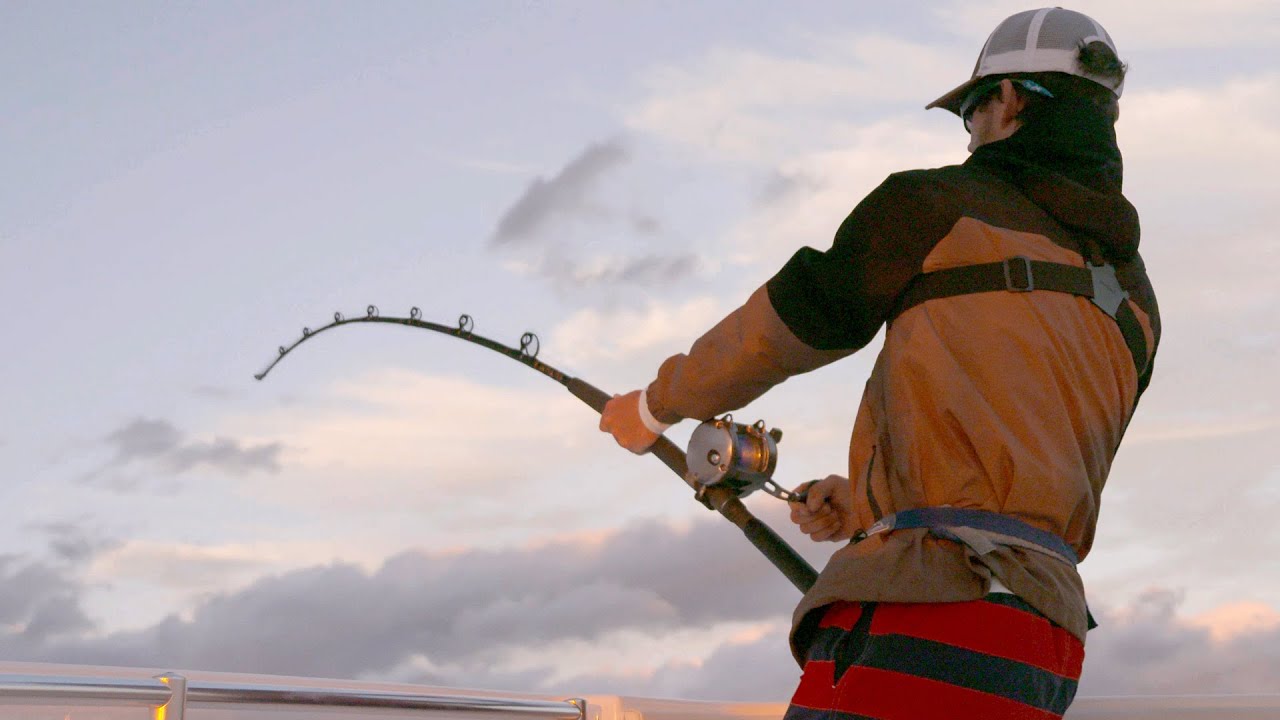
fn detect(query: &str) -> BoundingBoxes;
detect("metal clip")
[863,515,897,537]
[1003,256,1034,292]
[1088,262,1130,319]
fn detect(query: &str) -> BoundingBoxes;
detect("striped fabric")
[785,597,1084,720]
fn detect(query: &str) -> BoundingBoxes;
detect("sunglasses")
[961,78,1055,132]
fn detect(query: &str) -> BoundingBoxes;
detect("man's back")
[788,148,1159,644]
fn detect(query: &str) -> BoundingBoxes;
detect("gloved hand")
[599,389,660,454]
[789,474,857,542]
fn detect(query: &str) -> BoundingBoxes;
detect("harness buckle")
[1002,256,1035,292]
[864,516,896,537]
[1088,262,1130,319]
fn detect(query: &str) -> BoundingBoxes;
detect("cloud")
[631,214,661,235]
[491,140,629,246]
[1080,589,1280,696]
[565,590,1280,702]
[632,624,799,703]
[626,41,1279,282]
[618,34,965,273]
[755,170,824,208]
[541,252,701,291]
[1121,75,1280,202]
[1122,414,1280,445]
[540,622,797,702]
[626,39,951,165]
[501,248,700,293]
[4,511,1280,702]
[79,537,422,634]
[0,557,93,645]
[93,418,283,482]
[225,370,592,512]
[934,0,1280,51]
[623,28,1280,268]
[33,521,121,565]
[1083,419,1280,613]
[549,297,726,369]
[192,385,234,399]
[690,115,959,273]
[4,517,801,683]
[487,139,699,293]
[89,540,273,593]
[214,366,736,563]
[1190,601,1280,644]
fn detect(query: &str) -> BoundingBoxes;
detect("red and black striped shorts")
[785,596,1084,720]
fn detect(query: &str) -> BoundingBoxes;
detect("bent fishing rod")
[255,305,818,593]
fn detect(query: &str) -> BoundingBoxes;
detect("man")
[600,8,1158,718]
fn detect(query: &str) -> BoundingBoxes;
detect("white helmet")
[928,7,1123,116]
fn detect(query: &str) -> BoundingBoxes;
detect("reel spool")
[686,415,800,502]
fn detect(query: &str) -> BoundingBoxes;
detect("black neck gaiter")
[967,96,1140,261]
[975,96,1124,194]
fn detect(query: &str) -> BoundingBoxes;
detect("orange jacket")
[645,140,1159,655]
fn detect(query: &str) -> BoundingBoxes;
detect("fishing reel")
[686,415,802,502]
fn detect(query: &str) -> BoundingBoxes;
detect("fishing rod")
[255,305,818,593]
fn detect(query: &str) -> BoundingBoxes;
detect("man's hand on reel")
[790,474,857,542]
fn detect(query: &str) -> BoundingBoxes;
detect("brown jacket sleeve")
[644,286,854,423]
[644,172,960,424]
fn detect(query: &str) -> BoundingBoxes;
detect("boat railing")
[0,672,586,720]
[4,669,1279,719]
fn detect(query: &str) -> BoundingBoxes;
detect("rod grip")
[741,516,818,593]
[707,490,817,593]
[564,377,611,413]
[565,374,813,593]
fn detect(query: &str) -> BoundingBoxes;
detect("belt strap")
[891,257,1148,377]
[864,507,1079,566]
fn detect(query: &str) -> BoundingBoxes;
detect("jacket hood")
[968,97,1140,262]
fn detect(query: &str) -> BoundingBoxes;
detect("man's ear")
[998,79,1026,124]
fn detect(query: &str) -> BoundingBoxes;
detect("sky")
[2,0,1279,704]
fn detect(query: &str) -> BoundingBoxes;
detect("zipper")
[864,445,883,521]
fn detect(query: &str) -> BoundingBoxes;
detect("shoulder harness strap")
[891,256,1149,377]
